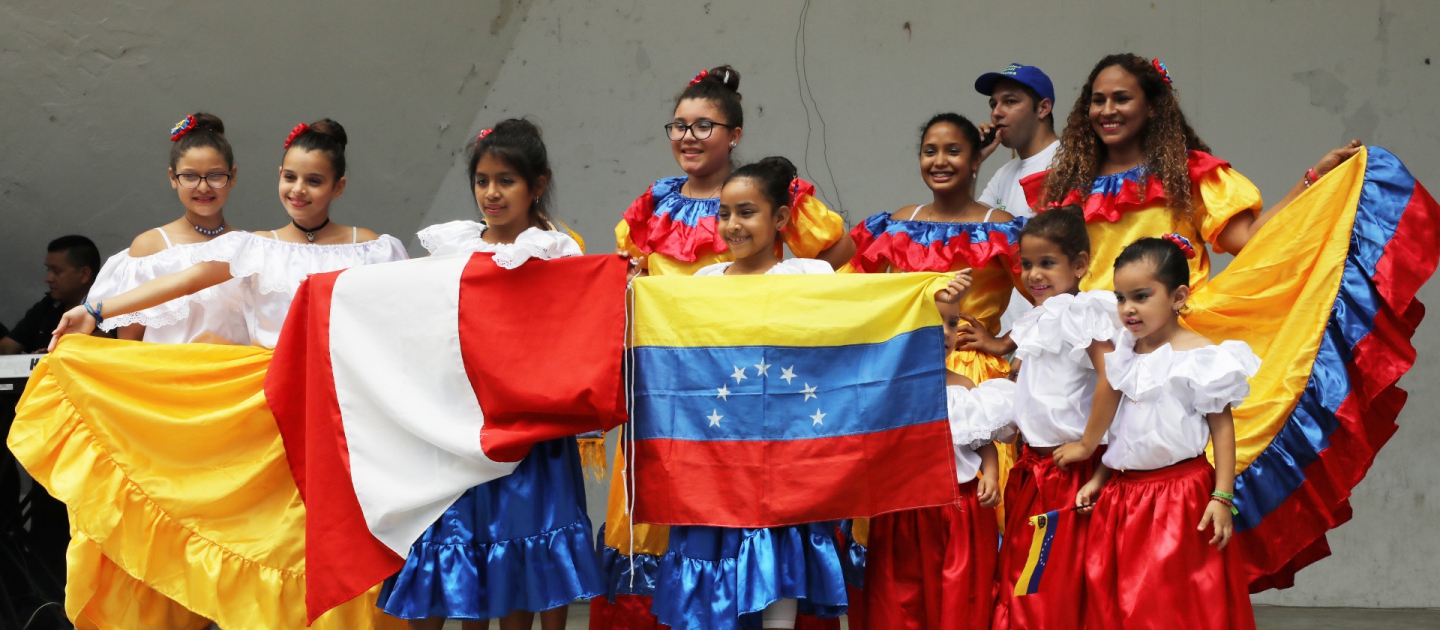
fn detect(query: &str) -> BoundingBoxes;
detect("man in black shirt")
[1,235,101,354]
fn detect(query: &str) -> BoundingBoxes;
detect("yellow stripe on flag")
[632,273,952,348]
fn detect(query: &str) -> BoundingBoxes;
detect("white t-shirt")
[982,140,1059,334]
[978,139,1059,219]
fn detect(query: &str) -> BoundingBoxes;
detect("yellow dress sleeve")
[1193,166,1263,254]
[783,193,846,258]
[615,218,645,259]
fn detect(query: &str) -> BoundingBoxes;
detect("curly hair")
[1043,54,1210,215]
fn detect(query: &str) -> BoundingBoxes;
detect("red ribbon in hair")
[477,128,492,142]
[284,123,310,149]
[1162,233,1196,259]
[689,69,709,86]
[169,115,196,142]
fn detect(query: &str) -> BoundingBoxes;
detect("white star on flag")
[801,383,818,401]
[780,366,797,384]
[708,409,723,427]
[754,360,771,376]
[716,384,730,401]
[731,366,748,383]
[811,409,826,426]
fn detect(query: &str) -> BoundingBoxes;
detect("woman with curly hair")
[990,53,1364,629]
[1020,53,1360,293]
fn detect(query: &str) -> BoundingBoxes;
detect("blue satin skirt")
[652,523,849,630]
[597,524,663,599]
[376,436,603,620]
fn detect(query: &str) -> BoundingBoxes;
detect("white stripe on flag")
[329,254,520,556]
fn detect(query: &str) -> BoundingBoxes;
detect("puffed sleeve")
[782,179,846,258]
[947,379,1019,450]
[1189,152,1263,254]
[1012,290,1119,367]
[1174,341,1261,415]
[418,220,487,257]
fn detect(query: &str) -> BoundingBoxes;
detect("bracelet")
[1210,490,1235,501]
[1303,167,1320,188]
[1210,496,1239,515]
[83,301,104,326]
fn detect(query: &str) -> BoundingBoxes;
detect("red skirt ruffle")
[860,480,999,630]
[1084,457,1255,630]
[992,446,1097,630]
[590,594,669,629]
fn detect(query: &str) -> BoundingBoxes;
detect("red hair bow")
[1162,233,1196,259]
[689,69,709,86]
[169,115,196,142]
[284,123,310,149]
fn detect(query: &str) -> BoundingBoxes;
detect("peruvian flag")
[265,253,629,622]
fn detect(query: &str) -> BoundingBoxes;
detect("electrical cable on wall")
[793,0,846,218]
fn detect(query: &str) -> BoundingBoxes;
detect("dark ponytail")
[468,118,555,229]
[169,112,233,170]
[285,118,349,178]
[674,64,743,128]
[727,155,798,212]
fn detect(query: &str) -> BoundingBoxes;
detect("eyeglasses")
[664,120,736,141]
[175,173,232,189]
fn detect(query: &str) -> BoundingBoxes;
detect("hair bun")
[307,118,348,148]
[755,155,797,182]
[190,112,225,135]
[705,64,741,96]
[492,117,542,139]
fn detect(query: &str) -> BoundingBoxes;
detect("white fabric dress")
[946,379,1019,483]
[103,229,409,349]
[1011,290,1120,447]
[417,220,582,266]
[90,228,250,345]
[1102,329,1261,471]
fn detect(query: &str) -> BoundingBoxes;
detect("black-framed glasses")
[664,120,736,141]
[175,173,232,189]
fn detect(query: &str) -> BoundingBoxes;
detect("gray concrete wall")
[3,0,1437,609]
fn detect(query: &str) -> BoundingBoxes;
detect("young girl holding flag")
[1074,235,1258,629]
[992,207,1119,629]
[378,119,601,630]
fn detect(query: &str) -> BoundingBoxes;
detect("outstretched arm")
[50,261,234,350]
[1214,140,1362,254]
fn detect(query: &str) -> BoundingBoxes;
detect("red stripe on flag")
[632,421,960,528]
[267,269,404,622]
[460,254,631,463]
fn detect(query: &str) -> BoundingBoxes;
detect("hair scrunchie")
[170,115,197,142]
[284,123,311,149]
[1162,232,1196,259]
[689,69,709,86]
[1152,58,1174,86]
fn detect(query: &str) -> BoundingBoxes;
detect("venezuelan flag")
[1014,509,1062,597]
[629,272,960,528]
[1185,147,1440,590]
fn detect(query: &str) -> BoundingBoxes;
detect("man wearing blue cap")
[974,63,1060,219]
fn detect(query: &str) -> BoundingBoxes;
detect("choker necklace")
[187,217,227,237]
[293,217,329,243]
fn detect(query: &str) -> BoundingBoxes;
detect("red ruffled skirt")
[1084,457,1255,630]
[859,479,999,630]
[992,446,1097,630]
